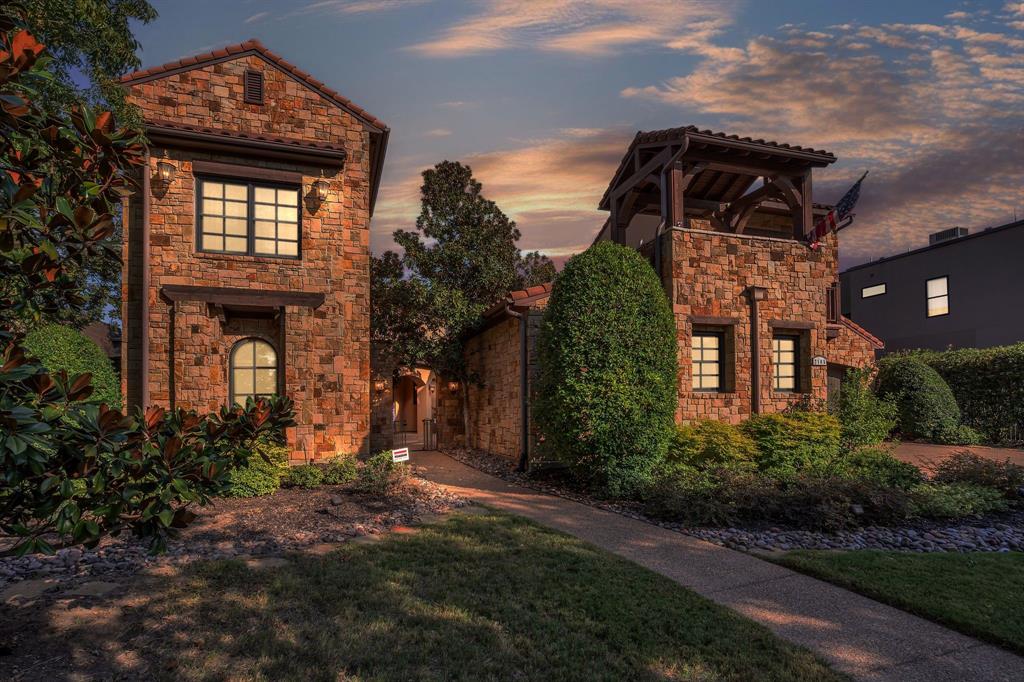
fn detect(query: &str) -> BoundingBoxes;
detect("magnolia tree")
[0,18,294,556]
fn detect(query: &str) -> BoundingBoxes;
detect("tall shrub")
[534,241,677,496]
[834,366,897,449]
[24,324,120,408]
[912,344,1024,444]
[876,356,971,444]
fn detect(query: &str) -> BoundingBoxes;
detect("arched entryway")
[392,368,437,450]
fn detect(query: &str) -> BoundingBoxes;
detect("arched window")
[230,338,277,405]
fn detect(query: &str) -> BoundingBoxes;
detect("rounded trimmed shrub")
[534,241,677,497]
[876,357,962,442]
[23,323,121,408]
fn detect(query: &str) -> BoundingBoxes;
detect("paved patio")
[413,450,1023,682]
[894,441,1024,473]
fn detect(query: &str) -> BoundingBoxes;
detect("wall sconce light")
[373,379,388,393]
[447,381,460,394]
[156,160,176,184]
[312,172,329,202]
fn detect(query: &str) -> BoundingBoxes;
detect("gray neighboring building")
[840,219,1024,353]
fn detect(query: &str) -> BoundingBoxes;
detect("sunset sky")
[132,1,1024,269]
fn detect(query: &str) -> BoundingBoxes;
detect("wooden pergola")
[598,126,837,250]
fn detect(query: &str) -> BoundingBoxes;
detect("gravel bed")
[444,448,1024,554]
[0,475,465,591]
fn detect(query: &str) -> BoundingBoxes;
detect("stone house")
[118,40,388,462]
[464,127,882,466]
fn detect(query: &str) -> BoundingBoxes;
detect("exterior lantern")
[373,379,388,393]
[312,173,329,202]
[156,160,176,184]
[447,380,460,394]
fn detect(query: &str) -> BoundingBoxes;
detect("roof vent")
[243,69,264,105]
[928,227,968,245]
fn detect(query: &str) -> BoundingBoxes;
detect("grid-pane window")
[198,178,300,258]
[772,335,799,392]
[230,339,277,405]
[691,332,723,391]
[253,186,300,256]
[199,181,249,254]
[926,276,949,317]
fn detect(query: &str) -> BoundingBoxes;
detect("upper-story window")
[198,178,300,259]
[861,283,886,298]
[926,276,949,317]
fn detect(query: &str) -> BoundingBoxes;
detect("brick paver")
[414,450,1023,682]
[894,441,1024,473]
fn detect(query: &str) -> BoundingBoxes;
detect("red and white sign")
[391,447,410,463]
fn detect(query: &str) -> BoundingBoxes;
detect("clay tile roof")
[119,39,388,132]
[147,118,348,153]
[634,125,834,158]
[483,281,554,319]
[840,315,885,349]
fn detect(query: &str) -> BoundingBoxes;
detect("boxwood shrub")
[223,437,289,497]
[534,241,677,497]
[910,344,1024,444]
[876,356,976,444]
[23,323,121,408]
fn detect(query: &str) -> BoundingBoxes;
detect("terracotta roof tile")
[636,125,833,158]
[119,39,388,132]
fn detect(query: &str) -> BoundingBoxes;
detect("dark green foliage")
[876,357,967,443]
[515,250,556,289]
[909,483,1007,519]
[669,420,757,467]
[285,464,324,489]
[834,366,897,449]
[356,450,410,495]
[909,344,1024,444]
[23,323,120,408]
[222,437,287,498]
[534,241,677,497]
[842,446,924,489]
[741,412,841,475]
[643,468,910,531]
[321,453,358,485]
[932,451,1024,499]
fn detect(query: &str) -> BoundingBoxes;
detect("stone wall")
[465,317,521,461]
[122,53,372,461]
[667,227,840,422]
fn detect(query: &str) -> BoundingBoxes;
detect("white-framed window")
[230,338,278,405]
[198,178,300,259]
[691,332,723,391]
[926,276,949,317]
[861,283,886,298]
[772,335,800,392]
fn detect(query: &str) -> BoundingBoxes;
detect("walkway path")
[414,450,1023,682]
[894,441,1024,472]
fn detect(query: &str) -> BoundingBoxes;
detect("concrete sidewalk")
[414,450,1023,682]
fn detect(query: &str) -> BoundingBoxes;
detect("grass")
[776,550,1024,655]
[87,510,842,681]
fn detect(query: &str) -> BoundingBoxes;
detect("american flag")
[806,171,868,248]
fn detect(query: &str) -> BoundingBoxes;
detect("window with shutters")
[243,69,264,105]
[197,178,300,258]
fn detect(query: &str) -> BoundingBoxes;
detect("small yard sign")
[811,355,827,367]
[391,447,410,463]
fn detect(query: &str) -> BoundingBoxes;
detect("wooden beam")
[771,176,803,209]
[162,285,325,309]
[797,171,813,240]
[611,147,671,202]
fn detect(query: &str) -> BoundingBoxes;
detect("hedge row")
[904,344,1024,444]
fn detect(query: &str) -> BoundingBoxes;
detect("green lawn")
[103,510,841,681]
[776,550,1024,655]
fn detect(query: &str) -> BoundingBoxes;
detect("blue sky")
[132,1,1024,268]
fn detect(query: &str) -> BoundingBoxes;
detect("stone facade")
[120,43,385,462]
[465,318,521,461]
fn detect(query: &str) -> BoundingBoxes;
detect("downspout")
[745,286,766,414]
[507,307,530,472]
[141,149,151,408]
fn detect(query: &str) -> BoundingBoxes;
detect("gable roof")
[120,39,387,132]
[839,315,884,349]
[120,39,390,214]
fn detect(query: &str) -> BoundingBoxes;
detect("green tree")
[534,242,678,496]
[378,161,523,439]
[0,18,293,556]
[516,250,556,289]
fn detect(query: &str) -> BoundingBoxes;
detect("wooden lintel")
[691,315,739,326]
[162,285,325,309]
[769,319,815,330]
[192,160,304,185]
